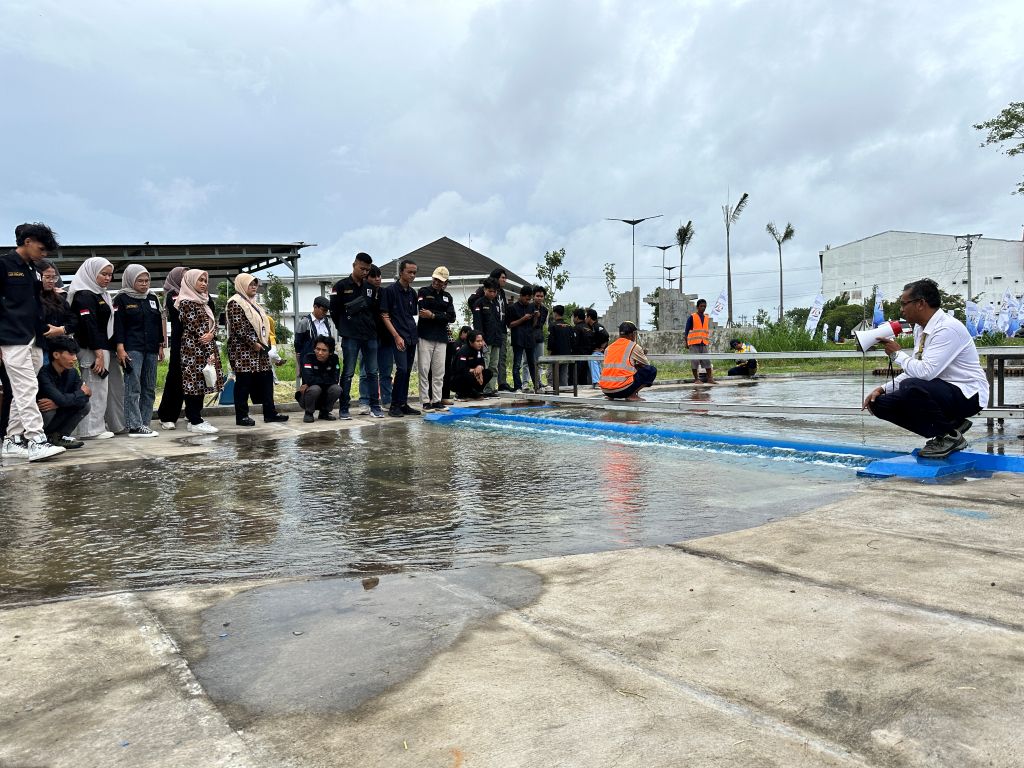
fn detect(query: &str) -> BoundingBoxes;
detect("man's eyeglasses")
[899,298,921,307]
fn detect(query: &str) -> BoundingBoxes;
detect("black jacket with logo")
[71,290,114,351]
[471,295,504,346]
[416,286,456,343]
[299,351,341,388]
[113,292,164,354]
[330,276,379,341]
[0,249,45,345]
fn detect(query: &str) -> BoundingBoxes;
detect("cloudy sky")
[2,0,1021,324]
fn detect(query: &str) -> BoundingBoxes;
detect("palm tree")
[721,192,749,325]
[766,221,795,321]
[675,220,694,293]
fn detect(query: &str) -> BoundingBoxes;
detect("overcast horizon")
[2,0,1022,324]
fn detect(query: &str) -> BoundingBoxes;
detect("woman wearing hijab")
[113,264,165,437]
[156,266,187,429]
[67,256,117,439]
[175,269,223,433]
[226,273,287,426]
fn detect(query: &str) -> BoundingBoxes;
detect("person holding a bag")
[226,273,287,426]
[175,269,223,434]
[113,264,165,437]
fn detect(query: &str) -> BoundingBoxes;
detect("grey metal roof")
[377,236,530,287]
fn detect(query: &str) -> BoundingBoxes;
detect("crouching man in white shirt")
[863,278,988,459]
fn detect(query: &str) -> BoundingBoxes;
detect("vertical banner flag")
[872,287,885,327]
[1007,294,1021,338]
[805,293,825,335]
[708,287,728,324]
[978,301,996,334]
[834,325,842,343]
[997,289,1013,333]
[822,323,829,343]
[965,300,979,337]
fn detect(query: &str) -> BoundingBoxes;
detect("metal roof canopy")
[32,242,312,285]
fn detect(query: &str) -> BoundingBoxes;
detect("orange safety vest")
[598,337,637,392]
[687,312,710,346]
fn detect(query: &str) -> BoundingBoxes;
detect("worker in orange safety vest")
[597,322,658,401]
[684,298,716,384]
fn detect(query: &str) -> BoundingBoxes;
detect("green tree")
[974,101,1024,195]
[784,306,810,329]
[722,192,749,325]
[603,262,619,303]
[754,307,771,327]
[264,274,292,343]
[765,221,795,321]
[675,220,695,292]
[535,247,570,306]
[214,279,232,317]
[650,287,662,330]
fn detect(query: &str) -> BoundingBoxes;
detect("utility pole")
[955,233,982,300]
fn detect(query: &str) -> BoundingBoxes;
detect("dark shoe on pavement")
[388,406,405,417]
[400,404,421,415]
[919,432,968,459]
[430,402,448,411]
[498,384,513,392]
[421,402,433,411]
[957,419,973,435]
[236,417,256,427]
[482,391,499,398]
[303,412,315,423]
[369,407,385,419]
[338,408,352,420]
[319,412,337,421]
[265,414,289,423]
[56,434,85,449]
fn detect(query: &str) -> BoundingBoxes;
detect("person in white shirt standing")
[863,278,988,459]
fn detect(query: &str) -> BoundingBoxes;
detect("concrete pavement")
[2,466,1022,767]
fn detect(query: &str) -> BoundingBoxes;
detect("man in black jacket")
[329,252,381,419]
[416,266,456,411]
[571,308,593,386]
[36,335,90,449]
[547,305,575,388]
[0,222,65,462]
[296,335,341,422]
[471,278,504,398]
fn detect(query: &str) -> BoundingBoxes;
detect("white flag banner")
[965,300,980,336]
[998,289,1013,333]
[805,293,825,335]
[708,287,728,324]
[979,301,996,333]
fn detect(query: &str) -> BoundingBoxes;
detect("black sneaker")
[319,412,337,421]
[482,392,499,398]
[236,417,256,427]
[265,414,289,423]
[919,432,968,459]
[388,406,404,418]
[303,413,315,423]
[57,435,85,449]
[338,409,352,420]
[421,402,433,411]
[498,384,513,392]
[430,402,448,412]
[957,419,973,435]
[401,404,421,415]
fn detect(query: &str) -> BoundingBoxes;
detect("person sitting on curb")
[296,335,341,422]
[36,334,90,449]
[598,322,657,401]
[728,338,759,377]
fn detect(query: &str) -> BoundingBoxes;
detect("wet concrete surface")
[193,565,541,719]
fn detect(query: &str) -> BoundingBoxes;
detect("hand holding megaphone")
[854,320,904,352]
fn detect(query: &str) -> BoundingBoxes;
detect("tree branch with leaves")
[766,221,795,321]
[974,101,1024,195]
[675,220,694,293]
[722,192,749,325]
[535,247,570,306]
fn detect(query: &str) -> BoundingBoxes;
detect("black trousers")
[234,370,278,421]
[184,394,204,425]
[157,346,184,423]
[0,362,11,439]
[297,384,342,414]
[869,377,981,439]
[728,361,757,376]
[453,369,493,398]
[42,402,91,437]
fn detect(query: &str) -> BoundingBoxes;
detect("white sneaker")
[2,437,30,459]
[27,437,66,462]
[95,431,116,439]
[357,405,370,415]
[128,426,159,438]
[186,421,219,434]
[160,421,176,431]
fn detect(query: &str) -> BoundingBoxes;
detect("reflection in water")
[1,411,871,605]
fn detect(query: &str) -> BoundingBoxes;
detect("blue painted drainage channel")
[426,407,1024,481]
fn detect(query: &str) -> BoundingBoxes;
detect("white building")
[274,236,530,334]
[820,230,1024,305]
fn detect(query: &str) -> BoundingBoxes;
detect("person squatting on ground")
[728,338,758,377]
[67,256,123,439]
[471,278,503,398]
[416,266,456,411]
[294,295,334,366]
[379,259,419,417]
[227,273,288,426]
[863,278,988,459]
[685,298,716,384]
[296,335,341,422]
[113,264,165,437]
[331,252,382,420]
[175,269,224,433]
[36,334,90,449]
[451,330,493,399]
[0,222,66,462]
[598,322,658,401]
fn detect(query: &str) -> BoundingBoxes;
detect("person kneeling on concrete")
[36,335,89,449]
[862,278,988,459]
[598,322,657,401]
[451,330,493,399]
[727,338,758,377]
[296,335,342,423]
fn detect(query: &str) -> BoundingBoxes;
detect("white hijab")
[66,256,115,337]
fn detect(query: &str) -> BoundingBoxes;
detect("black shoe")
[421,402,433,411]
[430,402,448,412]
[498,384,513,392]
[265,414,289,423]
[482,391,499,398]
[919,432,968,459]
[401,404,421,415]
[319,412,337,421]
[388,406,404,418]
[236,417,256,427]
[303,413,315,423]
[957,419,973,435]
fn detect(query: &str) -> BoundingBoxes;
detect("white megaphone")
[855,320,903,352]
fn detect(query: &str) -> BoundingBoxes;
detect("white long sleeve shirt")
[884,308,989,406]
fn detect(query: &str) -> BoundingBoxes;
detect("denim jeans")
[391,340,417,407]
[512,344,537,391]
[360,343,394,407]
[341,337,379,410]
[124,350,159,430]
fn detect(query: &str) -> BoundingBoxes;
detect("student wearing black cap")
[597,322,657,401]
